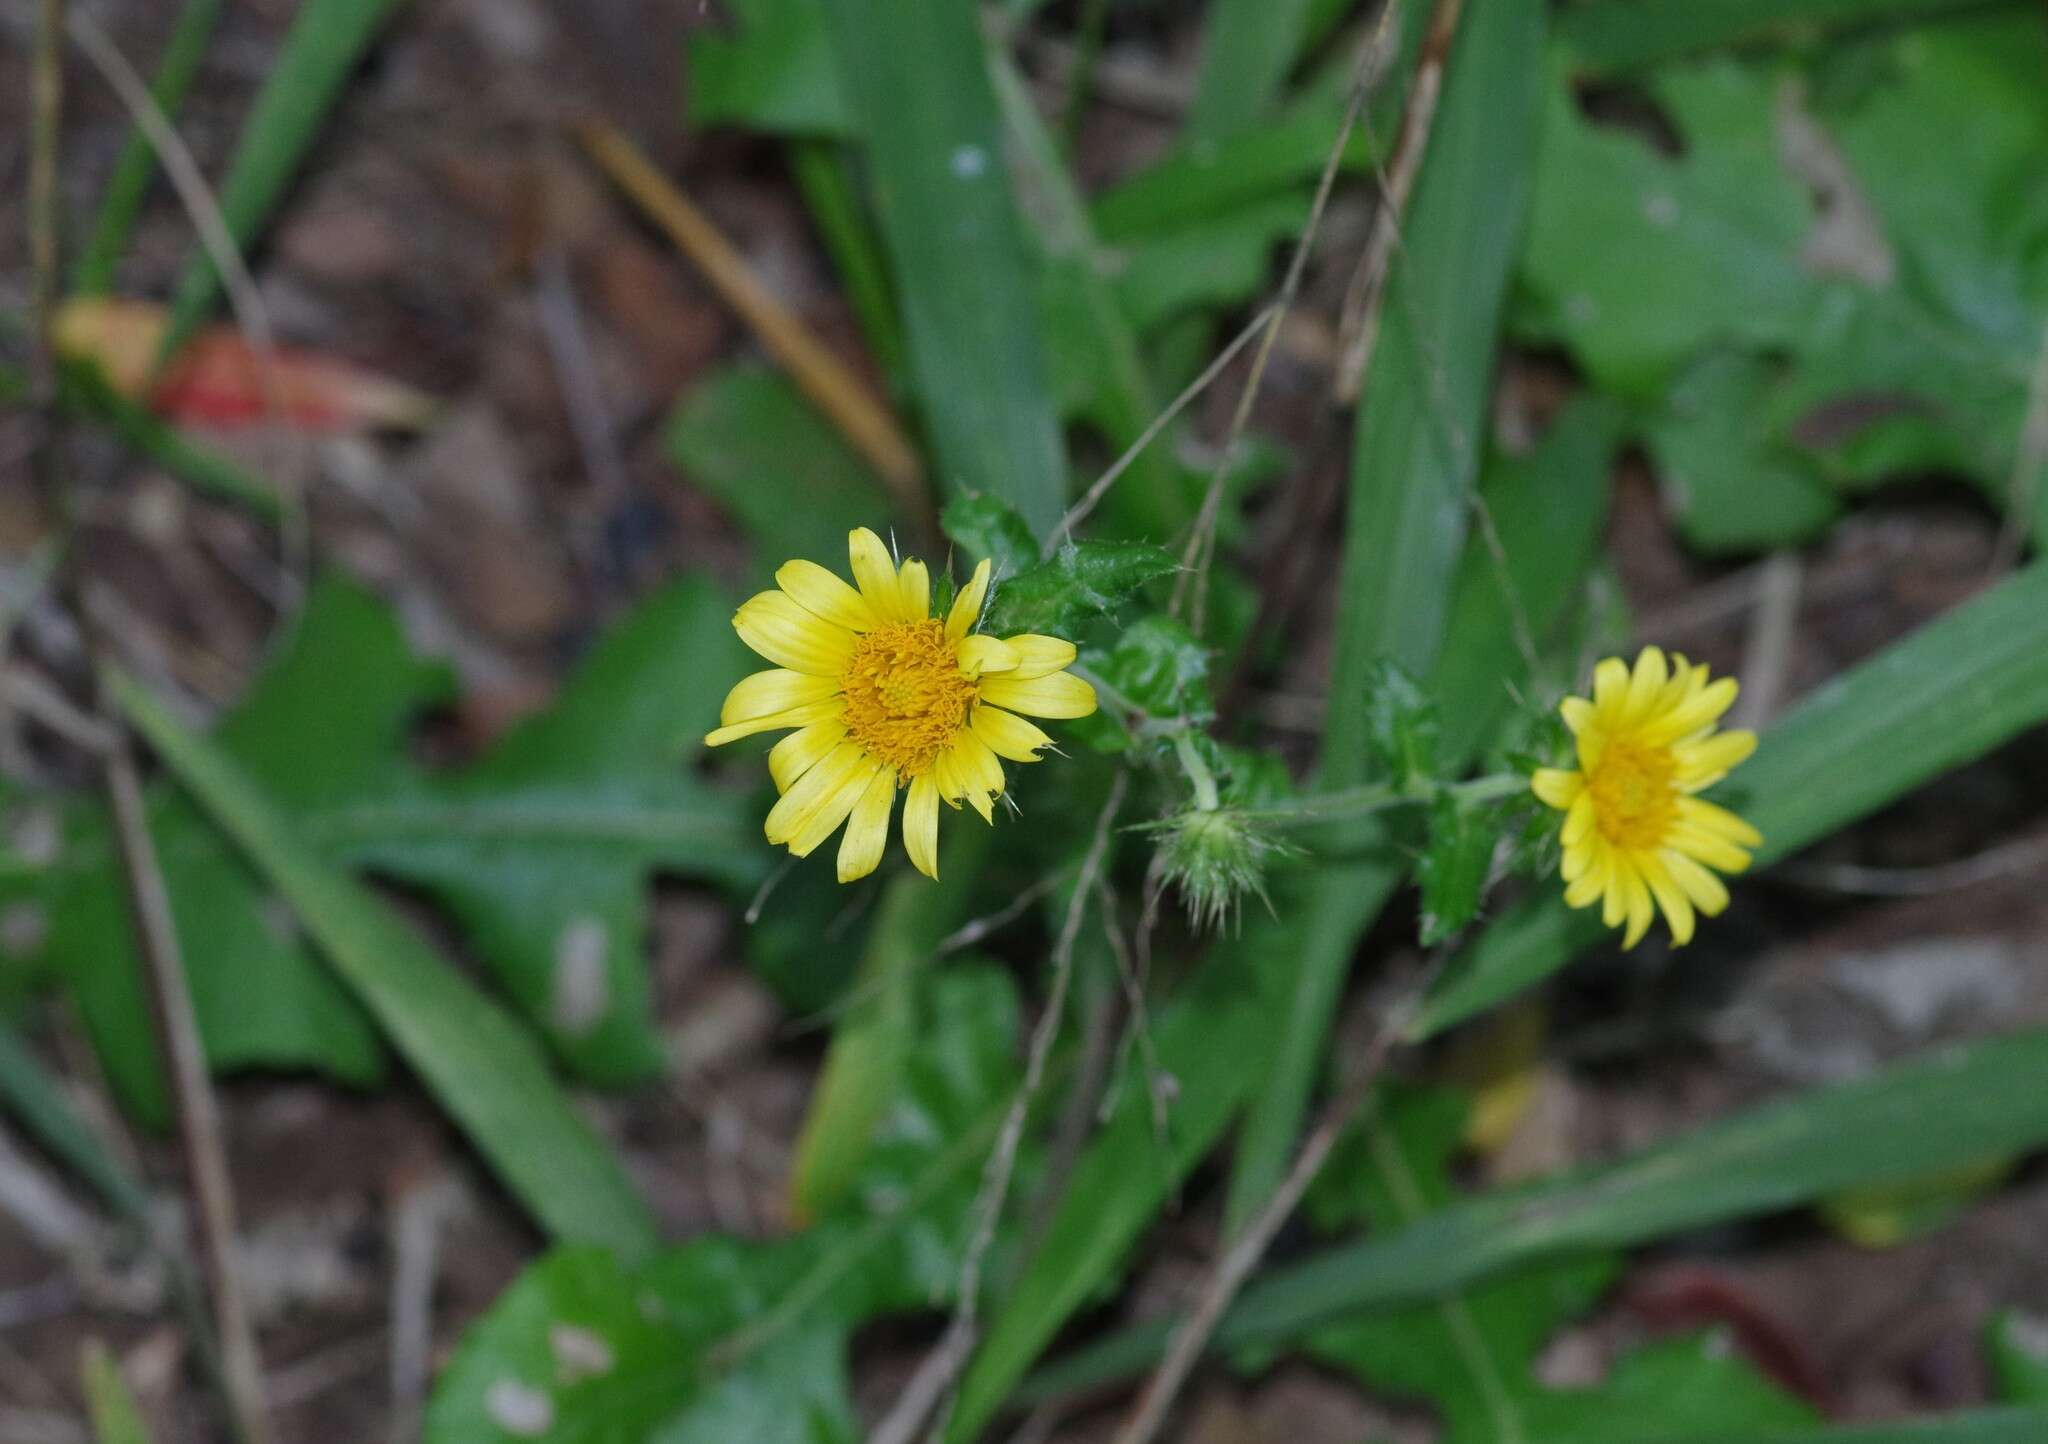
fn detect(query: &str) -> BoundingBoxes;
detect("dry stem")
[866,773,1128,1444]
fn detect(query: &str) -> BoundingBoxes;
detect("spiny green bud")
[1143,805,1293,934]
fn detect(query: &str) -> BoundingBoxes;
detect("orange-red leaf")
[54,297,435,434]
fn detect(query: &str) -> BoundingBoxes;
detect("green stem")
[1240,771,1525,827]
[1173,732,1222,812]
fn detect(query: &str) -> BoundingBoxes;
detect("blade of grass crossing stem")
[1557,0,1990,78]
[109,669,658,1260]
[818,0,1067,537]
[788,140,907,386]
[989,52,1186,538]
[71,0,224,295]
[1419,557,2048,1036]
[62,365,280,518]
[161,0,408,356]
[1028,1028,2048,1395]
[1224,0,1548,1233]
[1185,0,1320,143]
[0,1023,153,1223]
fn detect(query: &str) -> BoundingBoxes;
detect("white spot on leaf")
[949,144,987,179]
[0,903,47,959]
[1642,191,1679,228]
[549,1322,616,1383]
[485,1379,553,1436]
[550,917,609,1036]
[9,807,59,866]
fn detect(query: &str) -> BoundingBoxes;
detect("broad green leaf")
[1030,1028,2048,1396]
[8,577,756,1111]
[162,0,411,352]
[1421,556,2048,1036]
[1644,349,1840,550]
[981,540,1178,637]
[1229,0,1548,1231]
[1416,793,1490,946]
[664,363,894,579]
[1089,615,1211,722]
[1990,1310,2048,1404]
[72,0,225,296]
[941,493,1041,576]
[1515,1337,1813,1441]
[424,967,1023,1442]
[1557,0,1990,77]
[1359,659,1439,790]
[110,668,658,1258]
[685,0,848,136]
[1185,0,1321,143]
[1517,60,1817,399]
[1113,197,1306,334]
[820,0,1067,536]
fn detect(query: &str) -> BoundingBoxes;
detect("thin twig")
[1169,4,1402,632]
[1733,550,1802,730]
[574,119,931,532]
[865,773,1128,1444]
[1040,305,1275,559]
[1779,828,2048,897]
[101,724,273,1444]
[1331,0,1467,403]
[66,7,311,634]
[1108,959,1441,1444]
[29,13,269,1439]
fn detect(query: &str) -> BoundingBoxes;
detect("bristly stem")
[1235,771,1526,827]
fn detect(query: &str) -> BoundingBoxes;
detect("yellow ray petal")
[1531,767,1583,810]
[837,766,897,881]
[705,697,842,747]
[972,705,1054,762]
[1674,729,1757,790]
[956,634,1021,677]
[1561,791,1597,848]
[1602,853,1633,929]
[1638,676,1738,745]
[898,557,930,621]
[848,528,907,621]
[903,774,940,878]
[978,671,1096,719]
[1620,864,1655,949]
[1000,634,1079,680]
[946,558,993,641]
[1622,646,1669,724]
[763,740,866,844]
[787,756,883,857]
[1560,697,1597,736]
[776,559,881,633]
[1638,853,1695,947]
[945,731,1006,823]
[719,668,842,727]
[1591,657,1631,722]
[1676,796,1763,849]
[769,718,847,792]
[1660,847,1731,916]
[734,591,860,675]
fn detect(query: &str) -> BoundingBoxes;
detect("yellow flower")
[705,528,1097,882]
[1530,646,1761,949]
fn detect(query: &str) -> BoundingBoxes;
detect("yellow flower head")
[705,528,1098,883]
[1530,646,1761,949]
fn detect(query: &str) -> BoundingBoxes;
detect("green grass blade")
[818,0,1067,536]
[0,1024,153,1223]
[1029,1029,2048,1395]
[788,139,906,385]
[1557,0,1989,77]
[989,53,1186,538]
[1185,0,1320,142]
[63,365,281,518]
[1225,0,1549,1230]
[72,0,225,296]
[81,1339,154,1444]
[1419,557,2048,1037]
[109,669,658,1260]
[1656,1413,2048,1444]
[161,0,409,354]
